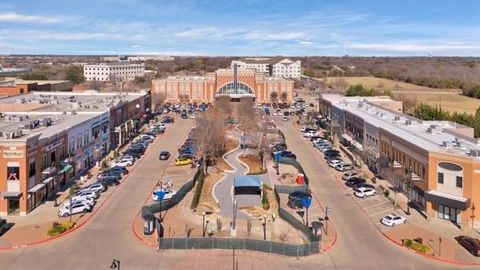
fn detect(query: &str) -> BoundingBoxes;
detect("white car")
[354,187,377,198]
[381,214,407,227]
[152,188,176,201]
[75,190,100,199]
[328,159,343,168]
[139,134,155,140]
[58,202,91,217]
[81,183,106,193]
[120,155,135,163]
[190,114,196,119]
[342,171,359,180]
[335,163,354,172]
[63,197,96,208]
[303,131,319,138]
[110,159,133,167]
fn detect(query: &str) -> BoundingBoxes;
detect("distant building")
[0,90,151,216]
[83,62,145,81]
[127,55,174,62]
[151,67,294,105]
[231,58,302,78]
[0,78,73,96]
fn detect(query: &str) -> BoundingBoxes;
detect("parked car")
[75,190,100,199]
[159,151,171,160]
[108,166,129,176]
[58,202,91,217]
[80,183,106,193]
[328,159,343,168]
[97,172,121,181]
[303,130,319,138]
[110,159,133,167]
[301,127,315,133]
[97,177,119,187]
[335,163,354,172]
[342,171,359,180]
[345,177,366,187]
[280,152,297,159]
[287,190,311,209]
[325,154,341,161]
[64,196,96,207]
[175,157,193,166]
[120,155,135,163]
[0,218,8,234]
[380,214,407,227]
[354,187,377,198]
[454,235,480,256]
[353,183,375,192]
[324,149,340,155]
[152,188,176,201]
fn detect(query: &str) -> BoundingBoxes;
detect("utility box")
[296,173,304,185]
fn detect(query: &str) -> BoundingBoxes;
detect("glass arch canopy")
[216,82,254,95]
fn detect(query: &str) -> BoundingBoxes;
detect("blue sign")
[302,196,312,209]
[154,190,167,202]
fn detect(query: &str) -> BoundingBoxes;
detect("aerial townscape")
[1,1,480,269]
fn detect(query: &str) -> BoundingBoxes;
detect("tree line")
[414,104,480,137]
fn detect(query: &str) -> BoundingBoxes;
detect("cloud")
[176,27,220,38]
[240,31,303,41]
[0,11,64,24]
[346,42,480,52]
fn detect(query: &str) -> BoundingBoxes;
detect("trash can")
[296,173,304,185]
[143,214,156,235]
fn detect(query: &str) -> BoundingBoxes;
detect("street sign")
[326,207,333,215]
[302,196,312,209]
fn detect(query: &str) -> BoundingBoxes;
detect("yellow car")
[175,157,193,166]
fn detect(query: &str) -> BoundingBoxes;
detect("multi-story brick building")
[151,67,295,106]
[0,78,73,96]
[319,94,480,229]
[0,90,151,216]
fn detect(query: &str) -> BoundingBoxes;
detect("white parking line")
[369,208,394,217]
[355,196,378,203]
[363,201,390,209]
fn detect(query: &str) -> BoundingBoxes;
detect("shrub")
[401,238,434,255]
[47,221,76,236]
[262,185,270,210]
[247,168,268,175]
[190,167,205,210]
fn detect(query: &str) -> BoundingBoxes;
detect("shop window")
[437,172,444,184]
[456,176,463,188]
[29,161,36,177]
[41,155,47,170]
[7,165,20,181]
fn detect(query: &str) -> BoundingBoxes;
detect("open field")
[324,76,480,114]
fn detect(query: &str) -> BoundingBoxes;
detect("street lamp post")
[406,180,411,215]
[262,215,267,240]
[202,211,206,237]
[471,203,476,229]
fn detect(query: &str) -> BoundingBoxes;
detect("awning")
[2,192,22,198]
[42,177,55,184]
[342,134,353,142]
[351,140,363,151]
[60,164,73,173]
[28,183,46,193]
[425,190,470,210]
[234,176,262,187]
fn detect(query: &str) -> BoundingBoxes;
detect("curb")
[0,126,165,251]
[131,182,162,249]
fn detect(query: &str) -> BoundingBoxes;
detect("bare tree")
[215,96,232,115]
[280,91,289,103]
[194,109,227,174]
[237,97,257,133]
[269,91,279,102]
[152,92,166,110]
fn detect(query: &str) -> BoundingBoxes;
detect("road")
[274,118,471,270]
[0,116,473,269]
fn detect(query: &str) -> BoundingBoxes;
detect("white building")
[83,62,145,81]
[231,58,302,78]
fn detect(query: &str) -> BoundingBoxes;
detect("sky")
[0,0,480,56]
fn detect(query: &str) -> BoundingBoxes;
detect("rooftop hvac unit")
[12,130,22,138]
[426,127,433,133]
[394,116,400,121]
[442,141,450,148]
[405,120,412,125]
[470,149,480,157]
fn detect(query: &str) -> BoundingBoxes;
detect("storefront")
[425,190,470,226]
[2,192,22,215]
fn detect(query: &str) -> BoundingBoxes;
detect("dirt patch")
[239,154,264,174]
[197,172,223,213]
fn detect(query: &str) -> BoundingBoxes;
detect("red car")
[455,235,480,256]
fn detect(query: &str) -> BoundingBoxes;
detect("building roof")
[324,95,480,158]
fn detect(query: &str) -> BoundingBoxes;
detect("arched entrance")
[215,82,255,101]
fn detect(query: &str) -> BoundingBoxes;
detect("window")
[456,176,463,188]
[41,155,48,170]
[29,160,36,177]
[437,172,444,184]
